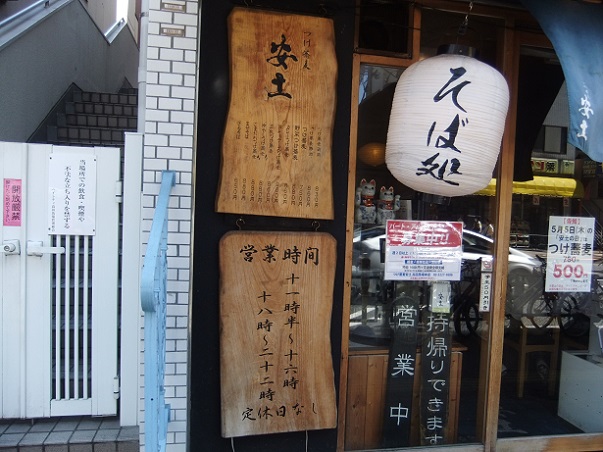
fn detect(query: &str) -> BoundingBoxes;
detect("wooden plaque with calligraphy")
[219,231,337,437]
[215,8,336,219]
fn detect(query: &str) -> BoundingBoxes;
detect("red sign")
[3,178,22,227]
[386,220,462,247]
[384,220,463,281]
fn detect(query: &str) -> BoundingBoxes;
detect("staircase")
[0,88,141,451]
[46,89,138,147]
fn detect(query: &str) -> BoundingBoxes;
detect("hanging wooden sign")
[216,8,336,219]
[381,296,420,448]
[219,231,337,437]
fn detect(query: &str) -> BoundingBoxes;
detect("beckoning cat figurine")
[376,186,400,224]
[354,178,377,224]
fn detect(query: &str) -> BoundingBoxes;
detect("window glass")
[498,45,603,440]
[345,9,503,446]
[347,62,492,449]
[345,5,603,451]
[357,0,410,55]
[543,126,564,154]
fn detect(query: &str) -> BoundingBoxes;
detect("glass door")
[497,42,603,442]
[342,5,506,449]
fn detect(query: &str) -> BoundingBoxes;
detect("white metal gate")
[1,142,120,418]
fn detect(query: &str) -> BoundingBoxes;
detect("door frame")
[336,2,603,451]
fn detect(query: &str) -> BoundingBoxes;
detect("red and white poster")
[384,220,463,281]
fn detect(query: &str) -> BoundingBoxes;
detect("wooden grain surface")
[345,350,463,449]
[219,230,337,437]
[216,7,336,219]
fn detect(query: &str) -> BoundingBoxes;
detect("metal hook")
[236,218,245,230]
[312,220,320,231]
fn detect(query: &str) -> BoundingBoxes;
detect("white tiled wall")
[141,0,198,449]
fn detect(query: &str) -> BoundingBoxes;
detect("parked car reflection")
[350,226,544,342]
[351,226,542,292]
[351,225,603,340]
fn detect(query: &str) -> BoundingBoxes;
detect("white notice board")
[546,216,595,292]
[48,153,97,236]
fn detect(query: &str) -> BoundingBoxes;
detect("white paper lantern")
[385,54,509,196]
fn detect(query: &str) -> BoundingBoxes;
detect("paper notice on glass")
[546,216,595,292]
[384,220,463,281]
[430,281,452,313]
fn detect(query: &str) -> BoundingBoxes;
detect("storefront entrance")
[339,2,603,451]
[190,1,603,450]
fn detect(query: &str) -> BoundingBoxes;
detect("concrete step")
[73,91,137,106]
[43,89,138,148]
[64,102,137,118]
[0,417,139,452]
[47,125,129,146]
[57,113,137,130]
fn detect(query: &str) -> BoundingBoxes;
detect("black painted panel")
[190,1,355,450]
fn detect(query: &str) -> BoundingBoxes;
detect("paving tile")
[69,430,96,444]
[99,420,120,430]
[93,442,116,452]
[69,444,93,452]
[0,416,140,452]
[76,420,101,431]
[44,431,73,445]
[0,422,11,434]
[5,422,30,434]
[44,445,69,452]
[0,433,24,446]
[30,420,57,433]
[19,432,49,445]
[19,445,44,452]
[116,441,138,452]
[53,419,80,432]
[116,427,138,442]
[93,429,119,443]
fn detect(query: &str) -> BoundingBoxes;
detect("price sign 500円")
[546,216,595,293]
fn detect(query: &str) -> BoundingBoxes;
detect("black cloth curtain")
[513,55,565,181]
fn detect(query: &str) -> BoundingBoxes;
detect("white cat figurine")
[354,178,377,224]
[377,186,400,224]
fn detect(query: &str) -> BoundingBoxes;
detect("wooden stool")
[505,317,560,398]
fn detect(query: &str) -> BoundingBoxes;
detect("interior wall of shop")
[190,0,355,450]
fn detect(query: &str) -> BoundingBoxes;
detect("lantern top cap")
[437,44,478,58]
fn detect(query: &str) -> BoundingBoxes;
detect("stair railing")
[0,0,53,29]
[141,170,175,452]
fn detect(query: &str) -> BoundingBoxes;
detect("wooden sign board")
[219,231,337,437]
[216,8,336,219]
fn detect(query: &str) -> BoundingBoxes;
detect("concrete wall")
[127,0,140,45]
[81,0,118,35]
[0,0,138,142]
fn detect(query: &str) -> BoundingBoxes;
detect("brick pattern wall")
[141,0,198,450]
